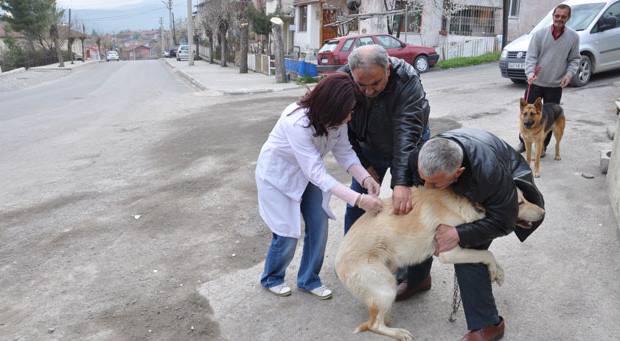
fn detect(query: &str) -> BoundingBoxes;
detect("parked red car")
[317,34,439,74]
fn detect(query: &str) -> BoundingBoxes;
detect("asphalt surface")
[1,60,619,341]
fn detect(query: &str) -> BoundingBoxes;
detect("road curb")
[160,58,303,95]
[160,58,207,91]
[0,67,26,77]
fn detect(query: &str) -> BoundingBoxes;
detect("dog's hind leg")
[350,265,415,340]
[553,115,565,161]
[439,247,504,286]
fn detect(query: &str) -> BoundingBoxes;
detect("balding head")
[348,44,390,72]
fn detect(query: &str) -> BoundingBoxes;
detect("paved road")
[1,61,619,341]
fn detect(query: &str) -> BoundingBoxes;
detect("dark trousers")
[519,84,563,148]
[411,248,500,331]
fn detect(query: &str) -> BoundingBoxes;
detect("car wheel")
[177,58,180,61]
[571,54,592,87]
[413,55,429,73]
[511,78,526,84]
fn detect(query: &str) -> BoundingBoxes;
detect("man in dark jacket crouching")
[408,128,544,341]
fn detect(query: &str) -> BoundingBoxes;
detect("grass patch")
[437,52,500,69]
[295,75,319,84]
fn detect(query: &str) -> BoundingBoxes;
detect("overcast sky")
[54,0,189,33]
[57,0,147,10]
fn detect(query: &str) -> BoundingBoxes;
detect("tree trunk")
[220,29,227,67]
[272,24,287,83]
[80,38,85,62]
[208,33,214,64]
[239,23,248,73]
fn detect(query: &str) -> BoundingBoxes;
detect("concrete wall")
[293,3,322,59]
[607,113,620,232]
[507,0,562,41]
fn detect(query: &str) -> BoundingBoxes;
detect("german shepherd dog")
[519,97,565,178]
[335,187,545,341]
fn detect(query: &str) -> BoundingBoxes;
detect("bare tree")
[230,0,250,73]
[49,5,65,67]
[202,0,231,67]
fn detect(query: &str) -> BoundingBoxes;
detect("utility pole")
[81,23,86,62]
[162,0,175,48]
[502,0,509,48]
[68,8,73,64]
[187,0,194,65]
[160,17,165,55]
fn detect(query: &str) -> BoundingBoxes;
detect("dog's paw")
[393,328,415,341]
[489,262,505,286]
[534,172,540,178]
[554,155,561,161]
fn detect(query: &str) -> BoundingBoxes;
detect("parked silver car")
[106,50,120,62]
[499,0,620,86]
[176,45,190,61]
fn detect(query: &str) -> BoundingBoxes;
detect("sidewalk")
[162,57,302,95]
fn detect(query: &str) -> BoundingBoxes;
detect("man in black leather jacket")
[340,44,431,300]
[409,128,544,341]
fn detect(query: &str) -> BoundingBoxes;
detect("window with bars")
[441,5,497,36]
[299,5,307,32]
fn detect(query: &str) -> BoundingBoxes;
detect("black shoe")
[395,275,431,302]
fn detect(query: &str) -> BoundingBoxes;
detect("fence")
[247,53,273,75]
[438,36,500,60]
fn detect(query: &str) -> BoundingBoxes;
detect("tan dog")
[519,97,565,177]
[335,187,545,341]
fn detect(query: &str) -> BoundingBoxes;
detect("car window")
[318,41,338,53]
[600,2,620,26]
[532,2,606,32]
[375,35,403,49]
[341,39,355,52]
[356,37,375,47]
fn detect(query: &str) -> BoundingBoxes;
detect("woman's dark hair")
[297,72,363,137]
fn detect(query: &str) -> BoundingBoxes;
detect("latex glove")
[357,194,383,215]
[362,176,381,197]
[392,185,412,215]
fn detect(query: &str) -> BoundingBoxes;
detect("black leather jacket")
[341,57,430,188]
[409,128,545,246]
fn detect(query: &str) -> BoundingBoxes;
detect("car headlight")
[500,49,508,59]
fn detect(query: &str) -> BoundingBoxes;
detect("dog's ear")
[534,97,542,112]
[520,97,526,110]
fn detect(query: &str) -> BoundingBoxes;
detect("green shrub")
[437,52,500,69]
[295,75,318,84]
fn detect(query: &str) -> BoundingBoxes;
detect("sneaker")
[308,285,332,300]
[267,283,291,297]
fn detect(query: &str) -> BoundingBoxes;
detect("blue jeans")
[260,183,329,291]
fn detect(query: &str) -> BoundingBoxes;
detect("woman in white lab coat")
[256,73,383,299]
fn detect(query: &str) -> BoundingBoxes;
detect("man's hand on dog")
[434,224,460,256]
[392,185,412,215]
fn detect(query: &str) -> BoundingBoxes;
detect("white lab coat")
[255,102,362,238]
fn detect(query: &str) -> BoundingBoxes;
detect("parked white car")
[176,45,190,61]
[499,0,620,86]
[106,51,120,62]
